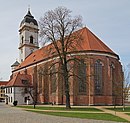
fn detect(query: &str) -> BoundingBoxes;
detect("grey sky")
[0,0,129,80]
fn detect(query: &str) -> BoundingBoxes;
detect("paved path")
[96,106,130,122]
[0,103,124,123]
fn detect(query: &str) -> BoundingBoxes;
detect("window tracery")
[78,59,86,93]
[50,65,57,93]
[94,60,103,95]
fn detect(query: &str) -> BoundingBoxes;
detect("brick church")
[6,9,123,105]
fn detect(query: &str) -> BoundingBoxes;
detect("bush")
[13,101,18,106]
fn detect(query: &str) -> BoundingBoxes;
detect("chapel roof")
[15,27,119,71]
[6,73,32,87]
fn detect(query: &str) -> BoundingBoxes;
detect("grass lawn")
[126,113,130,115]
[106,106,130,112]
[26,110,128,122]
[17,105,102,112]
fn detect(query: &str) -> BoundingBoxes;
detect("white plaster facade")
[5,87,33,105]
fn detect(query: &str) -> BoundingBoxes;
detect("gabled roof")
[6,73,32,87]
[15,27,119,71]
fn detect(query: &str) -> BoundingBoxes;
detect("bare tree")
[22,67,41,109]
[123,64,130,110]
[39,6,83,109]
[111,64,130,111]
[21,79,36,108]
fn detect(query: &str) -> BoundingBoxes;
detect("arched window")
[30,36,33,44]
[94,60,103,95]
[78,59,86,93]
[38,68,43,94]
[110,63,115,95]
[50,65,56,93]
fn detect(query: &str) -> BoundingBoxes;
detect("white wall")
[5,87,33,105]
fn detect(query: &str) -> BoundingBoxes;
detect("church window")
[94,60,103,95]
[50,65,56,93]
[30,36,33,44]
[38,67,43,94]
[78,59,86,93]
[110,63,115,95]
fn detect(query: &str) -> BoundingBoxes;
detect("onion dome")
[20,9,38,26]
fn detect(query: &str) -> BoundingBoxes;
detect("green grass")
[17,105,102,112]
[126,113,130,115]
[26,110,128,122]
[106,107,130,112]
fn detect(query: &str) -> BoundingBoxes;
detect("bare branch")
[39,6,83,109]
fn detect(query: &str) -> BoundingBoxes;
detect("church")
[5,9,123,106]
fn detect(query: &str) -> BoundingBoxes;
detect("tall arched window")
[38,67,43,94]
[78,59,86,93]
[50,65,56,93]
[94,60,103,95]
[30,36,33,44]
[110,63,115,96]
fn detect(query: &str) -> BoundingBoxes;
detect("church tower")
[19,8,39,63]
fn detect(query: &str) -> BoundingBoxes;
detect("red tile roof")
[15,27,118,70]
[0,81,8,86]
[75,27,115,53]
[6,73,32,87]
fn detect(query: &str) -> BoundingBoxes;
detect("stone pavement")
[0,103,127,123]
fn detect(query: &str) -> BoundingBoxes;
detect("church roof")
[20,9,38,26]
[75,27,116,53]
[6,73,32,87]
[15,27,119,71]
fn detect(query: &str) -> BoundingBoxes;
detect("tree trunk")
[63,64,71,109]
[65,89,71,109]
[33,101,36,109]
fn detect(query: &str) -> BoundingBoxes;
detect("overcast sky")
[0,0,129,80]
